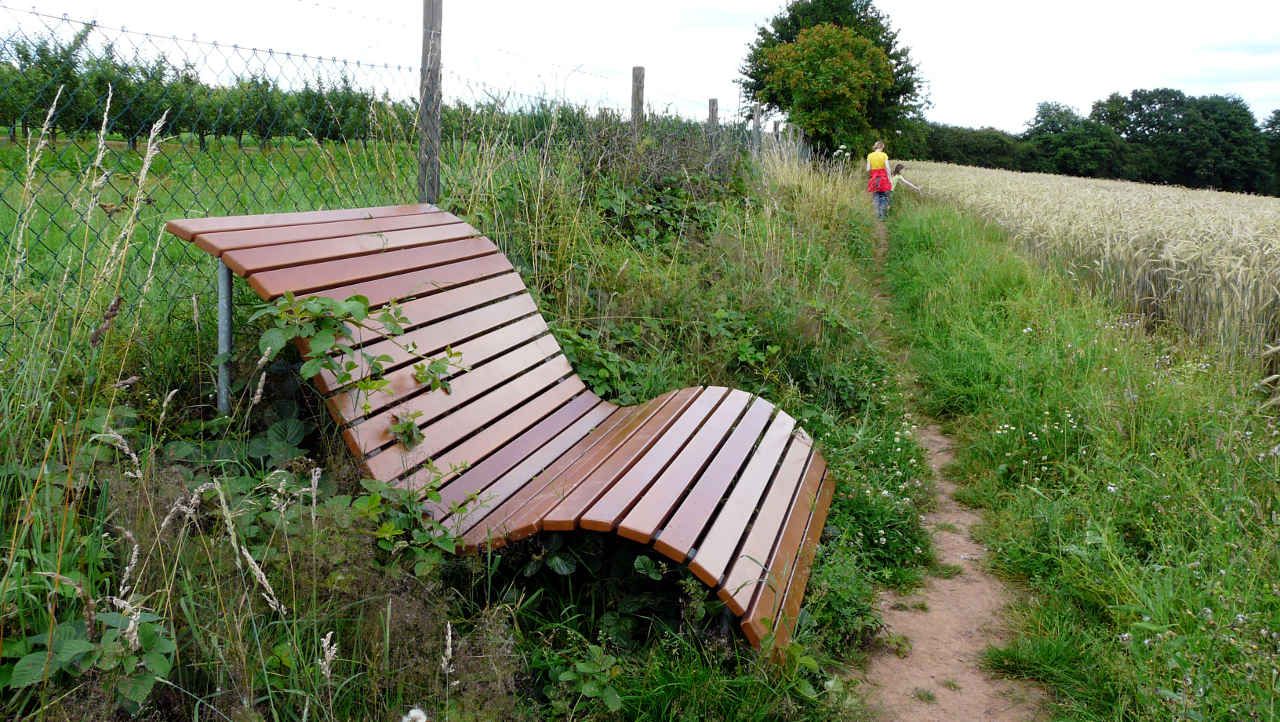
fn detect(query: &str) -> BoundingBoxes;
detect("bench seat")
[167,204,834,649]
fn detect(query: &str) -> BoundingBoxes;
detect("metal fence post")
[217,260,233,416]
[417,0,442,204]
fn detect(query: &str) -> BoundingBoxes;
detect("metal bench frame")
[167,204,834,649]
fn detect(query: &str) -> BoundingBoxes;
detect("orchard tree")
[741,0,922,130]
[760,23,893,151]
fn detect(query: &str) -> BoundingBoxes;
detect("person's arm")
[866,156,871,172]
[901,177,921,191]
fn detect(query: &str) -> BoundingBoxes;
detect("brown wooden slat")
[195,210,459,255]
[165,204,433,242]
[420,377,589,490]
[741,456,829,647]
[542,388,715,532]
[495,389,699,541]
[583,388,746,537]
[618,389,756,546]
[168,204,842,652]
[359,353,574,478]
[313,294,539,394]
[445,401,619,537]
[297,254,514,305]
[686,412,797,588]
[325,315,550,423]
[653,397,776,562]
[744,463,834,649]
[351,336,565,460]
[223,222,480,275]
[303,274,528,364]
[717,439,815,616]
[428,393,609,518]
[458,404,640,551]
[248,237,498,298]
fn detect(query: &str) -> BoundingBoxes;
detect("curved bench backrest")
[168,204,603,495]
[167,204,834,652]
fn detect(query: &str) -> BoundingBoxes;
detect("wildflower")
[310,467,322,523]
[88,296,123,347]
[440,621,454,674]
[318,631,337,685]
[116,527,140,596]
[1106,484,1118,493]
[400,709,428,722]
[91,431,140,477]
[250,370,267,407]
[1118,632,1131,643]
[241,546,287,615]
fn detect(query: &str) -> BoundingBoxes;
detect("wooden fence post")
[417,0,442,204]
[631,66,645,138]
[752,103,761,151]
[708,98,718,128]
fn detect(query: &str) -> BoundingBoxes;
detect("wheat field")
[904,161,1280,364]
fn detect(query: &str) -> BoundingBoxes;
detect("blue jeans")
[873,191,889,219]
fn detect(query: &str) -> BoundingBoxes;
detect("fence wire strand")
[0,5,752,353]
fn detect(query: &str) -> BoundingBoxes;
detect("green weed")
[885,200,1280,719]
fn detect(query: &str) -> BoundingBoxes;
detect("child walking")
[887,163,920,215]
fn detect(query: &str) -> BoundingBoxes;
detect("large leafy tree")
[1178,95,1272,193]
[1024,102,1126,178]
[1090,88,1190,183]
[741,0,922,130]
[760,23,893,151]
[1264,109,1280,194]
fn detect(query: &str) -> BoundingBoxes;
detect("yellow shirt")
[867,151,888,170]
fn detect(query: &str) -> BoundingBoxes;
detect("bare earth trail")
[856,221,1048,720]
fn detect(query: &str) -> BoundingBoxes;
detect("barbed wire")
[2,3,418,71]
[22,3,745,121]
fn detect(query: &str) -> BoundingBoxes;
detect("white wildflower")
[441,621,454,674]
[116,527,140,596]
[310,467,322,524]
[240,546,287,615]
[318,631,337,685]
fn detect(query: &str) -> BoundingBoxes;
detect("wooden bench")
[166,204,834,649]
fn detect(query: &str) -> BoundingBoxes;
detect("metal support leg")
[217,260,232,416]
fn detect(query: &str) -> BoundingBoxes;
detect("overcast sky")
[22,0,1280,133]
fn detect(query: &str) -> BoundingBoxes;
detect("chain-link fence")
[0,5,754,357]
[0,4,424,351]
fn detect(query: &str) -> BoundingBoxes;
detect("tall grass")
[884,198,1280,719]
[905,161,1280,376]
[1,96,937,719]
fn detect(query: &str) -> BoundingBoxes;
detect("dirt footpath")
[860,425,1047,721]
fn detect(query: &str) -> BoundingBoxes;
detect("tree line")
[740,1,1279,197]
[0,27,412,150]
[923,91,1280,196]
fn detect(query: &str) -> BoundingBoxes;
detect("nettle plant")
[252,292,465,449]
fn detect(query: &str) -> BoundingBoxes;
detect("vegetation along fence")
[0,4,753,357]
